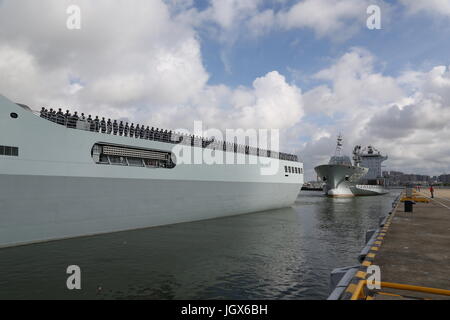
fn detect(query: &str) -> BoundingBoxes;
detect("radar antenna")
[353,145,362,166]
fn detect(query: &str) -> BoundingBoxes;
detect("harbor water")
[0,190,400,300]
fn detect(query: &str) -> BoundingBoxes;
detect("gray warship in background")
[314,135,388,197]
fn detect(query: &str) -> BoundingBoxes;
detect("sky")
[1,0,450,180]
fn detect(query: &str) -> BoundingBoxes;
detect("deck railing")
[36,108,300,163]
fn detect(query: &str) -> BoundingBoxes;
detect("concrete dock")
[336,188,450,300]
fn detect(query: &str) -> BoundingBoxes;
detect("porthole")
[10,112,18,119]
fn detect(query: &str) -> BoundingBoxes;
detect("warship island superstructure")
[0,95,304,247]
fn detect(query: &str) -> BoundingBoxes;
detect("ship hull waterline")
[0,175,300,248]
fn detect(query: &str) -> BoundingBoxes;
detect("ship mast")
[335,134,343,156]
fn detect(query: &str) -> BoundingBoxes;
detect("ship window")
[109,155,127,165]
[144,159,159,167]
[127,157,144,167]
[99,155,109,163]
[0,145,18,157]
[288,167,291,173]
[285,166,288,173]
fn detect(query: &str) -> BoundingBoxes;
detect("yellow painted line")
[371,247,379,251]
[350,281,366,300]
[374,241,382,245]
[367,253,376,258]
[346,283,357,293]
[356,271,366,279]
[377,292,403,298]
[362,260,372,267]
[377,237,384,240]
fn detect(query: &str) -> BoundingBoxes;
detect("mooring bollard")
[404,200,415,212]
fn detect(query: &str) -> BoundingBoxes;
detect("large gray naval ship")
[0,94,304,247]
[314,135,388,197]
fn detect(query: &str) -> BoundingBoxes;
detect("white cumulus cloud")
[0,0,304,133]
[400,0,450,17]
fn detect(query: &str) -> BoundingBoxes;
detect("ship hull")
[0,95,303,247]
[0,174,299,247]
[314,164,367,197]
[314,164,389,197]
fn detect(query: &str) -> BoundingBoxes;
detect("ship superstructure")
[358,145,388,183]
[0,94,304,247]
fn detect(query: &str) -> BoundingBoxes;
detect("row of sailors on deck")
[40,108,172,140]
[39,108,298,162]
